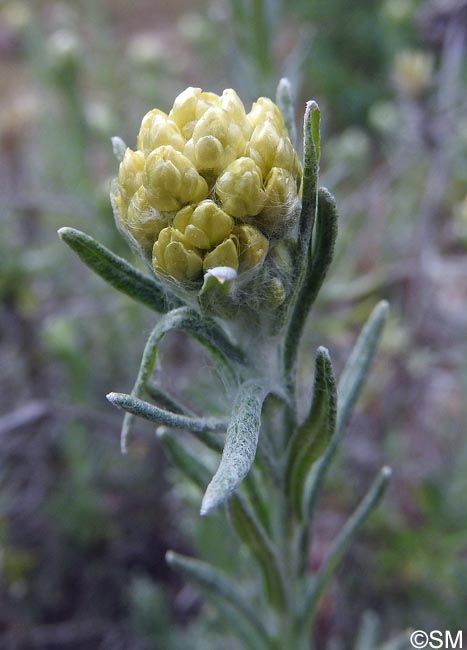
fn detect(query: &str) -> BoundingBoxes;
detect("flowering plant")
[59,80,394,649]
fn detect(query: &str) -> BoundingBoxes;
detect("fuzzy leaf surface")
[201,380,267,515]
[298,100,320,256]
[286,346,337,517]
[119,307,245,452]
[58,227,174,313]
[304,300,389,519]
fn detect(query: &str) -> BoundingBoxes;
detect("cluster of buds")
[114,87,302,287]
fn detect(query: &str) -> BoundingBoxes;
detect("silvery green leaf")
[111,136,127,162]
[303,467,392,619]
[201,380,268,515]
[303,300,389,520]
[58,227,172,313]
[108,392,227,433]
[298,100,320,257]
[166,551,273,650]
[286,346,337,518]
[276,77,297,148]
[119,307,246,452]
[228,494,286,611]
[337,300,389,432]
[284,187,338,381]
[157,427,211,490]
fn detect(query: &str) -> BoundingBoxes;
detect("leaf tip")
[106,391,121,406]
[381,465,392,481]
[316,345,330,359]
[306,99,319,113]
[165,550,175,565]
[57,226,73,240]
[377,300,390,317]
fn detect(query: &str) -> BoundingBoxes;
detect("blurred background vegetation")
[0,0,466,648]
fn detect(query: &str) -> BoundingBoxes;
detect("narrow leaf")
[228,494,286,610]
[303,300,389,524]
[201,380,268,515]
[303,467,392,619]
[286,346,337,518]
[284,187,338,382]
[244,471,271,534]
[298,100,320,256]
[118,307,245,452]
[166,551,273,649]
[58,227,174,313]
[276,77,297,148]
[304,187,338,307]
[337,300,389,432]
[157,427,211,490]
[108,392,227,433]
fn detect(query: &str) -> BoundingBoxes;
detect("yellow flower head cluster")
[115,87,302,284]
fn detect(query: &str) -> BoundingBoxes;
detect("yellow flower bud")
[220,89,252,139]
[248,97,286,135]
[169,87,220,139]
[143,145,209,212]
[125,186,167,250]
[153,226,203,282]
[203,237,239,272]
[184,107,246,175]
[136,108,185,155]
[173,200,233,250]
[247,121,296,180]
[260,167,300,233]
[233,224,268,270]
[215,157,266,218]
[118,148,145,200]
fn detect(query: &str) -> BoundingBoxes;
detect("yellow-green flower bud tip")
[215,157,266,218]
[144,145,208,212]
[260,167,300,232]
[118,148,145,200]
[169,87,220,139]
[136,108,185,155]
[249,122,295,179]
[248,97,286,134]
[233,224,268,270]
[219,89,252,139]
[153,226,203,282]
[203,237,239,272]
[173,200,233,250]
[184,107,247,175]
[125,186,167,249]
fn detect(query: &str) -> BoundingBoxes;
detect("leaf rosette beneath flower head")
[112,87,303,316]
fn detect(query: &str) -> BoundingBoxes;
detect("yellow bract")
[173,201,233,250]
[233,224,268,271]
[118,148,145,201]
[114,86,302,285]
[216,157,266,218]
[144,145,208,212]
[136,109,185,155]
[153,227,203,282]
